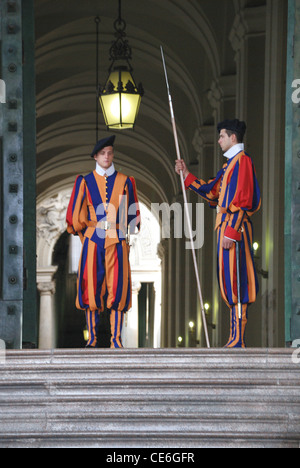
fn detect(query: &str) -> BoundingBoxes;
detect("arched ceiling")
[35,0,237,205]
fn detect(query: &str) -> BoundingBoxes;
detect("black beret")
[90,135,116,158]
[217,119,247,139]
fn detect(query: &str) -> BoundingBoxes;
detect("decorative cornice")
[193,126,215,154]
[37,281,56,296]
[207,75,236,110]
[229,6,267,53]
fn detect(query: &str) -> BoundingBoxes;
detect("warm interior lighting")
[110,95,131,120]
[253,242,259,252]
[83,327,89,342]
[99,67,142,130]
[98,1,144,130]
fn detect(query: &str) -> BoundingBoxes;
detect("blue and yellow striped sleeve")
[184,170,223,207]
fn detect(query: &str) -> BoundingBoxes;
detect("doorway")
[138,283,155,348]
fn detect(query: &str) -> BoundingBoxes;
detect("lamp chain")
[95,16,101,142]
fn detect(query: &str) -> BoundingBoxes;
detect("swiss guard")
[175,119,261,348]
[66,135,141,348]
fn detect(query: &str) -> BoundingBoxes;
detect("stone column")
[37,266,58,349]
[192,126,216,346]
[229,6,266,118]
[153,279,162,349]
[261,0,287,347]
[229,5,266,347]
[207,78,238,346]
[158,239,169,348]
[36,191,71,350]
[285,0,300,344]
[157,241,167,348]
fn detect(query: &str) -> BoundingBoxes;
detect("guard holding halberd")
[175,119,261,348]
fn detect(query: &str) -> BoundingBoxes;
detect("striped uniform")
[185,150,261,347]
[66,170,140,348]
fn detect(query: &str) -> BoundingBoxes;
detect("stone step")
[0,349,299,448]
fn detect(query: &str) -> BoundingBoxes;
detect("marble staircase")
[0,348,299,448]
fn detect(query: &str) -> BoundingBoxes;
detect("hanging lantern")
[99,1,144,130]
[100,65,143,130]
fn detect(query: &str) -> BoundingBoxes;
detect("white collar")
[95,162,115,177]
[224,143,244,160]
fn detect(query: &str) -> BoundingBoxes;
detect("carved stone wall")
[37,189,72,269]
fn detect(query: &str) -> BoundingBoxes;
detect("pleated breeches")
[76,239,132,313]
[217,219,259,308]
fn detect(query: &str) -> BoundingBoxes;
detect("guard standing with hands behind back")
[66,135,141,348]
